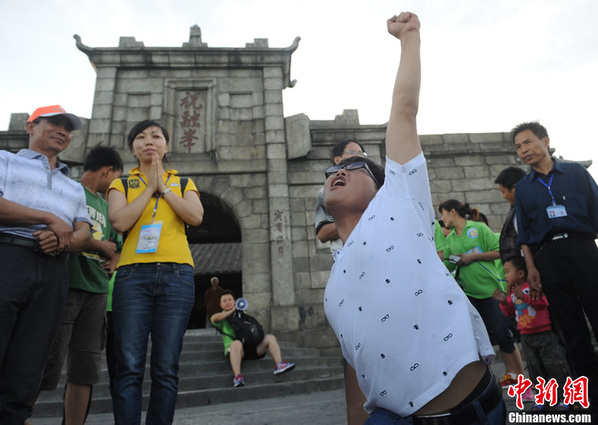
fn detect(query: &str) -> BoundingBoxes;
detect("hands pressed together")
[147,154,168,195]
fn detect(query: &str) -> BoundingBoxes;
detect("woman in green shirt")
[439,199,526,388]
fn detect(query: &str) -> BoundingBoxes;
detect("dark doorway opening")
[186,193,242,329]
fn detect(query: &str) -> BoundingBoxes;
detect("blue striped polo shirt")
[0,149,91,239]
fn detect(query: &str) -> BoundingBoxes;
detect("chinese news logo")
[507,374,589,410]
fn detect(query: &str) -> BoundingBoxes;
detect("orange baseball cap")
[27,105,83,130]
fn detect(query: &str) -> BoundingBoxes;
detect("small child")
[492,256,569,410]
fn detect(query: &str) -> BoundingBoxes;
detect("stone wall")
[0,28,533,356]
[284,110,526,354]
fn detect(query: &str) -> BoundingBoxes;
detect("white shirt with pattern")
[324,152,494,416]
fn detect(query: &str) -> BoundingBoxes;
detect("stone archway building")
[0,27,591,356]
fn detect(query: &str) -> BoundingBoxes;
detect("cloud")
[1,0,596,178]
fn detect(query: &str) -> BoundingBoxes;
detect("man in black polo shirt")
[494,166,526,264]
[512,121,598,411]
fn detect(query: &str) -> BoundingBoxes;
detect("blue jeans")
[112,263,195,425]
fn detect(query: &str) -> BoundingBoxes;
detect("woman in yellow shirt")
[107,120,203,425]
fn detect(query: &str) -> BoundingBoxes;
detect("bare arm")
[109,156,203,231]
[107,186,155,234]
[0,197,73,251]
[70,221,91,253]
[492,289,507,303]
[458,250,500,265]
[211,307,236,324]
[316,222,340,243]
[108,185,203,232]
[385,12,421,165]
[150,154,203,227]
[102,252,121,275]
[345,362,368,425]
[35,221,90,255]
[88,239,117,260]
[521,244,542,300]
[160,189,204,227]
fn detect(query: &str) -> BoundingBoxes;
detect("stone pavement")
[31,359,581,425]
[31,388,347,425]
[29,385,566,425]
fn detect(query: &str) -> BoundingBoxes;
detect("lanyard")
[536,174,556,206]
[137,174,171,222]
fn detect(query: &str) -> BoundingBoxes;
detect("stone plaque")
[176,90,207,154]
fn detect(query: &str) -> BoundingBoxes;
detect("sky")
[1,0,597,178]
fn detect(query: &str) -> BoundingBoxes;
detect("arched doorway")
[186,193,242,329]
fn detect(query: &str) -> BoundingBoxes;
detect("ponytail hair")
[438,199,480,221]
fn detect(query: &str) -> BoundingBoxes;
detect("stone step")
[81,353,341,382]
[177,345,321,362]
[38,360,343,401]
[34,330,345,417]
[34,376,345,417]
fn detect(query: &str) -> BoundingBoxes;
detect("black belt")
[412,374,503,425]
[0,234,67,258]
[551,232,570,241]
[548,232,595,242]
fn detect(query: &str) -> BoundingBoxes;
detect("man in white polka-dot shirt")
[323,12,505,425]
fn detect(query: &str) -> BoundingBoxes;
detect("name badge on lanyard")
[538,174,568,219]
[136,221,163,253]
[135,174,170,254]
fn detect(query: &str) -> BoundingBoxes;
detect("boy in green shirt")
[38,146,123,424]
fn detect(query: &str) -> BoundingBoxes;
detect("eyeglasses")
[325,161,381,188]
[344,149,367,158]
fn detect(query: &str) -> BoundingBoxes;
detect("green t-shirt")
[493,232,506,284]
[107,272,116,312]
[68,185,122,293]
[443,221,505,299]
[212,314,236,355]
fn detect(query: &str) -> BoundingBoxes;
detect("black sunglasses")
[325,161,381,188]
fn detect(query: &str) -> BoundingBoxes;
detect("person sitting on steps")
[211,290,295,387]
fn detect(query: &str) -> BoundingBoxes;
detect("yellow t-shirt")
[108,168,199,267]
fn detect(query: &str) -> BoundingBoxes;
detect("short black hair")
[494,167,527,190]
[83,146,124,172]
[331,139,366,164]
[219,289,234,301]
[505,255,527,275]
[337,156,385,188]
[127,120,170,151]
[510,121,548,144]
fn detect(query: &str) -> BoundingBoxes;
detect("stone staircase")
[33,329,345,417]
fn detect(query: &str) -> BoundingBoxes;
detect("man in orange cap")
[0,105,92,425]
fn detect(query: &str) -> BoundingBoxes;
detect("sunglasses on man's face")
[325,161,381,188]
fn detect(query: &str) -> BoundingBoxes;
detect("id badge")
[546,205,567,219]
[136,221,163,253]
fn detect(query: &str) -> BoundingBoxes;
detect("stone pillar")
[264,66,298,332]
[89,67,118,148]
